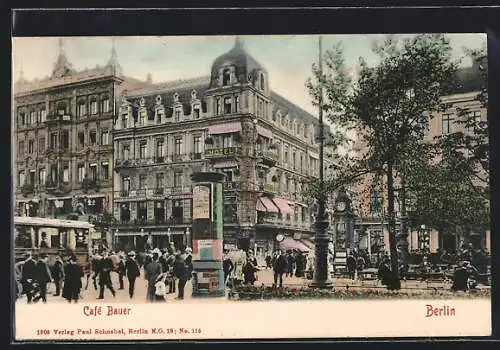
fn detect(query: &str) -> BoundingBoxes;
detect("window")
[18,171,25,186]
[260,73,265,90]
[57,102,67,116]
[139,174,147,189]
[234,96,239,113]
[259,100,264,117]
[89,164,97,181]
[101,98,110,113]
[63,166,69,183]
[38,138,45,152]
[139,141,147,158]
[175,138,183,155]
[221,134,233,148]
[222,169,234,182]
[101,162,109,180]
[292,151,296,169]
[29,111,36,125]
[77,164,85,182]
[89,130,96,145]
[77,102,86,117]
[137,202,147,222]
[371,190,382,215]
[123,145,130,160]
[468,111,483,133]
[174,109,181,122]
[99,130,109,145]
[156,173,164,189]
[224,97,232,114]
[49,133,57,149]
[19,112,26,127]
[18,141,25,156]
[284,144,289,163]
[174,171,183,187]
[28,140,34,154]
[193,136,201,154]
[442,113,454,134]
[121,176,130,194]
[152,140,162,159]
[156,109,163,123]
[38,168,46,185]
[222,68,231,86]
[216,98,221,115]
[193,107,200,119]
[90,100,97,115]
[60,131,69,150]
[76,132,84,149]
[299,153,304,171]
[419,117,429,136]
[120,202,130,222]
[29,170,35,185]
[50,166,58,182]
[40,109,46,123]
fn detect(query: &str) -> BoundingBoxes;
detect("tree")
[307,34,459,289]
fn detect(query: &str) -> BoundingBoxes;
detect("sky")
[12,34,486,116]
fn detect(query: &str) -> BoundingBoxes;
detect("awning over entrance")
[213,160,238,169]
[271,197,293,214]
[256,125,273,139]
[258,196,280,213]
[279,237,310,252]
[256,199,267,212]
[208,122,242,135]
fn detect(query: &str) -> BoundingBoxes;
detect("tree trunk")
[386,162,401,290]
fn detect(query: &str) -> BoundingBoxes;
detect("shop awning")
[271,197,293,214]
[302,239,315,249]
[208,122,242,135]
[279,237,310,252]
[213,160,238,169]
[256,125,273,139]
[259,196,280,213]
[256,199,267,212]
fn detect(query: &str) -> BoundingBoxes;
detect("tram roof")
[13,216,95,230]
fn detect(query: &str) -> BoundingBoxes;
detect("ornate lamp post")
[310,36,333,289]
[166,227,172,251]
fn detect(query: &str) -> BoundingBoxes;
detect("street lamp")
[166,227,172,249]
[185,227,191,249]
[310,36,333,289]
[140,228,145,252]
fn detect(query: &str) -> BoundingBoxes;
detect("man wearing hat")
[34,254,53,303]
[125,251,141,298]
[52,256,65,296]
[21,252,37,303]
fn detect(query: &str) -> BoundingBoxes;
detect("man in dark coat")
[145,253,163,302]
[34,254,53,303]
[222,251,234,284]
[21,253,37,303]
[118,253,126,290]
[52,256,65,296]
[347,253,357,280]
[97,252,116,299]
[273,250,288,287]
[125,251,141,298]
[173,253,188,300]
[62,255,84,303]
[286,251,296,277]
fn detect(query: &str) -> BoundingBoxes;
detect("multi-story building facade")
[13,40,152,246]
[112,38,328,254]
[351,60,490,254]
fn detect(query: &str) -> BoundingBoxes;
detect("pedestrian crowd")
[14,245,194,304]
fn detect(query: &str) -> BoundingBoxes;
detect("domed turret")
[209,37,268,90]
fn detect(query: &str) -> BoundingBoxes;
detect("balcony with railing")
[45,181,72,195]
[115,216,192,228]
[257,147,278,167]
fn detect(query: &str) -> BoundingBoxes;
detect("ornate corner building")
[13,39,153,242]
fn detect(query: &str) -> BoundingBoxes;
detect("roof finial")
[106,37,123,75]
[234,36,245,50]
[58,38,64,55]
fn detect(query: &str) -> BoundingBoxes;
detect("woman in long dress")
[62,255,84,303]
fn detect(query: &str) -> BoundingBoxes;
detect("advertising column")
[190,172,226,297]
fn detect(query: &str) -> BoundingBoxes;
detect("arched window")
[222,68,231,86]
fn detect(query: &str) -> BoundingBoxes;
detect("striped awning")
[279,237,310,252]
[256,199,267,212]
[213,160,238,169]
[259,196,280,213]
[256,125,273,139]
[271,197,293,214]
[208,122,242,135]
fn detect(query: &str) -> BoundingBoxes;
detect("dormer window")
[156,109,163,124]
[156,95,162,105]
[193,106,200,119]
[222,68,231,86]
[175,109,181,122]
[216,98,222,115]
[173,93,179,103]
[191,90,198,100]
